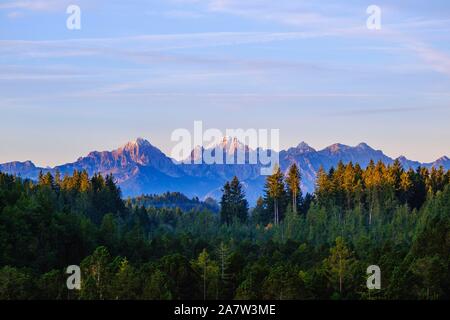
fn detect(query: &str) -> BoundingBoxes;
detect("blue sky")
[0,0,449,166]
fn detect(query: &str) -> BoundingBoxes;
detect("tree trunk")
[203,264,206,300]
[292,190,297,213]
[274,199,278,225]
[276,201,279,225]
[339,254,342,294]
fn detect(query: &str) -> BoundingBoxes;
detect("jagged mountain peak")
[186,136,256,164]
[82,138,155,159]
[322,142,378,154]
[122,137,152,150]
[395,155,421,170]
[64,137,180,178]
[296,141,316,153]
[431,155,450,168]
[0,160,38,178]
[1,137,449,204]
[396,156,409,163]
[20,160,35,167]
[1,160,36,168]
[188,145,205,162]
[216,136,248,150]
[199,136,252,153]
[115,138,173,168]
[324,143,350,153]
[356,142,372,150]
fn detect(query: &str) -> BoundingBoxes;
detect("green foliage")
[264,165,288,225]
[191,249,220,300]
[323,237,357,297]
[0,164,449,300]
[286,163,301,213]
[0,266,34,300]
[127,192,219,213]
[220,176,249,225]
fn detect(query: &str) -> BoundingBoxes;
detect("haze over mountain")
[1,138,448,205]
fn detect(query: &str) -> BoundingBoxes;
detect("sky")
[0,0,449,167]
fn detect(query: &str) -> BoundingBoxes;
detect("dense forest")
[127,192,219,213]
[0,160,449,300]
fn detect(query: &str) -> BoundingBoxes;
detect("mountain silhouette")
[1,138,448,204]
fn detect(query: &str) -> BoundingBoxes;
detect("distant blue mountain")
[1,138,448,205]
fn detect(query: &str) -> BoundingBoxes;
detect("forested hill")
[126,192,219,213]
[0,161,449,300]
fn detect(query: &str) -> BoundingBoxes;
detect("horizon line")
[0,137,448,169]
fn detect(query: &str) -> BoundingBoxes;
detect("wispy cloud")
[0,64,101,81]
[0,0,71,12]
[196,0,450,77]
[0,31,340,67]
[406,40,450,76]
[146,10,204,19]
[329,106,428,117]
[0,31,334,51]
[6,11,24,18]
[206,0,351,28]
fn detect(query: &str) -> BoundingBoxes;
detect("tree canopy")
[0,161,449,300]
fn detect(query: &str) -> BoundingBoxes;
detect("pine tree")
[217,242,231,281]
[400,169,414,205]
[220,182,231,225]
[410,166,428,209]
[324,237,355,296]
[315,166,330,207]
[220,177,248,225]
[252,196,270,225]
[342,162,356,210]
[216,242,232,298]
[264,165,286,225]
[39,171,56,190]
[229,176,249,223]
[191,249,219,300]
[80,246,112,300]
[80,170,90,192]
[388,159,404,196]
[286,163,301,213]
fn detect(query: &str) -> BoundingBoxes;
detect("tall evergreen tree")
[220,177,248,224]
[220,182,232,225]
[286,163,301,213]
[229,176,249,223]
[264,165,287,225]
[252,196,270,225]
[324,237,355,296]
[315,166,331,207]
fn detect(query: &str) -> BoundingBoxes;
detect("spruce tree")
[229,176,249,223]
[264,165,286,225]
[286,163,301,213]
[220,182,232,225]
[220,177,248,224]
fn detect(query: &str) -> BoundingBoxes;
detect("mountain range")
[1,138,448,205]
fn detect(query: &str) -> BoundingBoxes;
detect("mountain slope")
[0,161,40,179]
[54,138,183,182]
[1,138,448,204]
